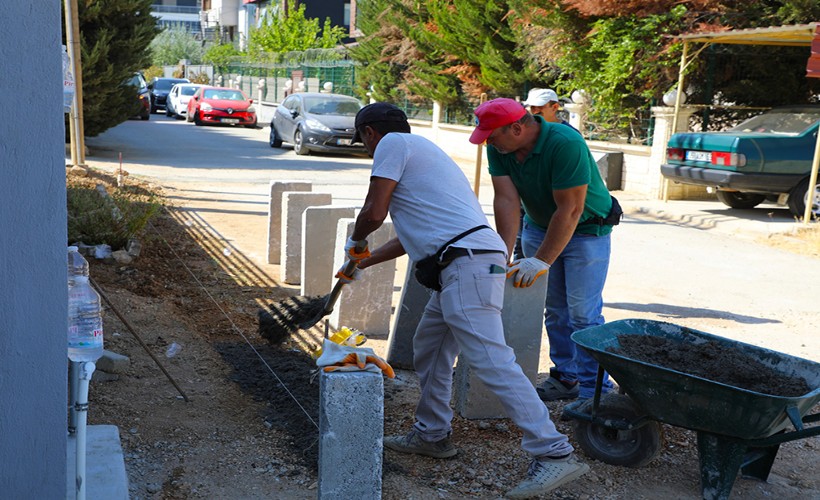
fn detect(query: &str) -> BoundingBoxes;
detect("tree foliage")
[65,0,158,137]
[150,26,205,66]
[203,43,242,71]
[353,0,820,135]
[247,5,346,56]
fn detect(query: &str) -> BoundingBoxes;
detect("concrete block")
[266,181,311,264]
[281,192,332,284]
[95,349,130,374]
[453,276,547,419]
[385,262,433,370]
[592,151,623,191]
[66,425,129,500]
[301,205,357,297]
[318,371,383,500]
[330,219,396,336]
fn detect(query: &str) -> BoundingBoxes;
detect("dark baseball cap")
[352,102,408,143]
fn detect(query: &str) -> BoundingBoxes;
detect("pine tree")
[65,0,158,137]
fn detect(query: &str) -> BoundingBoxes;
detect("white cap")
[522,88,560,107]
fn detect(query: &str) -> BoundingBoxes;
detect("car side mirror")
[291,110,299,118]
[249,99,254,104]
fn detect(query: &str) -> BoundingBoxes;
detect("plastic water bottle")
[67,245,88,286]
[62,45,75,114]
[68,275,104,362]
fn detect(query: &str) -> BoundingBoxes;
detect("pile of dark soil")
[610,335,811,397]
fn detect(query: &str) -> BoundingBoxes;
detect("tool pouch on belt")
[414,225,489,291]
[577,195,623,228]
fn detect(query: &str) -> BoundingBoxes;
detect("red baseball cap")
[469,98,527,144]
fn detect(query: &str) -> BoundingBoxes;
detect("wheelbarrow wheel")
[573,393,663,468]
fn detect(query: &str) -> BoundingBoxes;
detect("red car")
[186,86,257,128]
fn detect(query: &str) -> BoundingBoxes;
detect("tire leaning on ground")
[194,111,203,126]
[787,176,820,219]
[715,191,766,209]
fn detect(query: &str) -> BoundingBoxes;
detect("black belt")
[441,247,504,262]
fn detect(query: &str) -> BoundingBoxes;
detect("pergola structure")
[668,23,820,223]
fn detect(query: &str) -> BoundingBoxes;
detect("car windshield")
[203,89,245,101]
[303,97,362,116]
[729,109,820,135]
[180,86,199,96]
[155,79,187,91]
[126,74,146,89]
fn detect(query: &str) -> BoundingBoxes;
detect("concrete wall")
[0,3,68,496]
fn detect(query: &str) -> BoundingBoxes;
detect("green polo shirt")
[487,116,613,236]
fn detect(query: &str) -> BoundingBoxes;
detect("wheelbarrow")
[561,319,820,500]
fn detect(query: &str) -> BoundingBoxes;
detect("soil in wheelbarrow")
[611,335,812,397]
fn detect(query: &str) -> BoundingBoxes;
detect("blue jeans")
[521,221,614,399]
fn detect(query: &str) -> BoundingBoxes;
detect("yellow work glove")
[507,257,550,288]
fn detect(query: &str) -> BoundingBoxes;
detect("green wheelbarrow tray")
[566,319,820,500]
[572,318,820,439]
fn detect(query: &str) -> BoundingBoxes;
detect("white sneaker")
[506,454,589,499]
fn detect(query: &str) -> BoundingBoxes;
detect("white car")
[166,83,203,119]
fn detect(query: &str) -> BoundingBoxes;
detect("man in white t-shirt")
[338,102,588,499]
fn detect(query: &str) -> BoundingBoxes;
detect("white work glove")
[315,340,395,378]
[506,257,550,288]
[335,261,363,284]
[344,237,370,262]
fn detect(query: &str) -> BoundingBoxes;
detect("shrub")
[67,181,161,250]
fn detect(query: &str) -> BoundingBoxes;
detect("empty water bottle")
[67,245,89,286]
[68,275,104,362]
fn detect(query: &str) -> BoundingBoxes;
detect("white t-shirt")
[371,133,506,261]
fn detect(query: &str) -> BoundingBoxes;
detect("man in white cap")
[522,88,575,130]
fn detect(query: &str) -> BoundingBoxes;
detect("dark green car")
[661,106,820,217]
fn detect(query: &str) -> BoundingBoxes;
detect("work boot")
[506,454,589,499]
[537,376,579,401]
[383,430,457,459]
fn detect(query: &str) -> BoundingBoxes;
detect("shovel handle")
[323,239,367,315]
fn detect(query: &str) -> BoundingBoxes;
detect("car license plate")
[685,150,711,162]
[222,118,240,124]
[337,138,352,146]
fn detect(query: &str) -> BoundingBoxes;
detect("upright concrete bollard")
[330,218,396,336]
[385,262,433,370]
[301,205,358,297]
[281,192,332,284]
[318,371,383,500]
[266,181,311,264]
[453,277,548,419]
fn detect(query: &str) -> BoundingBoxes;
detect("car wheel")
[140,113,149,121]
[194,111,203,126]
[715,191,766,209]
[166,108,175,119]
[787,176,820,219]
[269,125,283,148]
[293,129,309,156]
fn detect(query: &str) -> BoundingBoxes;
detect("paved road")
[84,115,820,362]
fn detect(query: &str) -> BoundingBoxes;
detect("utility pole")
[64,0,87,169]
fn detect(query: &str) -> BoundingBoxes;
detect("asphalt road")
[84,114,820,362]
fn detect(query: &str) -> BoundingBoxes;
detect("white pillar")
[650,105,700,200]
[266,181,311,264]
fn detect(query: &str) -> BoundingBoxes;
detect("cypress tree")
[65,0,158,137]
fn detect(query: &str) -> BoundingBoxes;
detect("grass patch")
[763,224,820,258]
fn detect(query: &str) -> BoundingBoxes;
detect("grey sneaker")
[537,377,580,401]
[383,430,457,459]
[506,455,589,499]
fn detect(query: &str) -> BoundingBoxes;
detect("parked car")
[186,86,257,128]
[126,73,150,121]
[166,83,202,119]
[661,105,820,217]
[148,77,190,113]
[270,92,366,156]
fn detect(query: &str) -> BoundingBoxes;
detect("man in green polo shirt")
[469,98,616,402]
